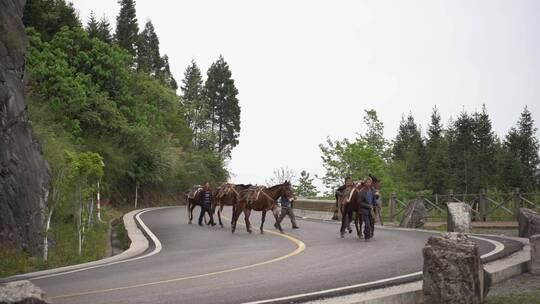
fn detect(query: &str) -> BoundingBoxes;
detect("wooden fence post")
[479,188,486,222]
[390,192,396,220]
[513,188,521,215]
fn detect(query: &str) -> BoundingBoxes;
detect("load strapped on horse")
[186,181,295,235]
[335,175,383,240]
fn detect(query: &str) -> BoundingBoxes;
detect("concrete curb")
[299,213,532,304]
[0,208,152,283]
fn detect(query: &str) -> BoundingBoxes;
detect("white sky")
[71,0,540,193]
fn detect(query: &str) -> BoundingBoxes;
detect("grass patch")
[486,290,540,304]
[0,206,125,278]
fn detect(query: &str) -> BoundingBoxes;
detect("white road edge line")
[243,228,505,304]
[27,208,164,281]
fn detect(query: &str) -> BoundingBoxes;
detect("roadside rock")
[447,202,472,233]
[399,199,427,228]
[0,280,51,304]
[423,233,489,304]
[517,208,540,238]
[530,234,540,275]
[0,0,51,255]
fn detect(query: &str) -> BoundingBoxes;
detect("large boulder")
[0,280,51,304]
[447,202,472,233]
[423,233,489,304]
[399,199,427,228]
[517,208,540,238]
[0,0,51,255]
[531,234,540,275]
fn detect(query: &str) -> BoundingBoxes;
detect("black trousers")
[198,204,214,225]
[363,213,374,239]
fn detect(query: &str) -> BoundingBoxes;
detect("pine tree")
[447,111,475,193]
[181,60,207,147]
[157,55,178,91]
[136,21,161,74]
[204,55,241,156]
[97,17,113,44]
[86,11,99,39]
[471,105,498,190]
[294,171,318,198]
[504,106,540,190]
[115,0,139,57]
[425,106,448,194]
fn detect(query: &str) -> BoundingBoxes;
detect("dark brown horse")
[212,183,252,227]
[339,184,364,238]
[186,185,210,225]
[231,181,294,234]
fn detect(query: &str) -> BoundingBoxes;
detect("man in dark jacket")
[276,194,299,229]
[355,176,376,240]
[198,182,216,226]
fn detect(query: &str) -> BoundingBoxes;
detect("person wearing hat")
[198,181,216,226]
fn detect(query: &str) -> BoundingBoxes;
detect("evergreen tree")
[156,55,178,90]
[504,106,540,190]
[115,0,139,57]
[85,11,99,39]
[23,0,81,41]
[471,105,498,190]
[294,171,319,198]
[425,106,448,194]
[204,55,241,156]
[96,16,113,44]
[447,111,475,193]
[136,21,161,74]
[181,60,207,147]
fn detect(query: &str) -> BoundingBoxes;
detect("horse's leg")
[231,204,241,233]
[260,210,267,234]
[189,203,196,224]
[354,213,361,238]
[217,203,224,227]
[188,200,192,224]
[340,206,349,238]
[244,208,252,234]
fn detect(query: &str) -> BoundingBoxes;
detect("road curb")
[0,208,152,283]
[297,213,531,304]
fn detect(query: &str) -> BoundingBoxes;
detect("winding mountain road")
[25,207,520,304]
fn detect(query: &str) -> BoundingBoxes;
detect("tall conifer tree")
[115,0,139,57]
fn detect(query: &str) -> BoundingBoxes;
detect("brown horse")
[186,185,209,225]
[212,183,252,227]
[231,181,294,234]
[339,186,363,238]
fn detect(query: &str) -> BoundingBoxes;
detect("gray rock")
[517,208,540,238]
[531,234,540,275]
[423,233,489,304]
[0,280,51,304]
[399,199,427,228]
[447,202,472,233]
[0,0,51,255]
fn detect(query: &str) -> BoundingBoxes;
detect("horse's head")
[281,180,295,202]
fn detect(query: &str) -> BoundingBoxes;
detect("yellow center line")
[52,213,305,300]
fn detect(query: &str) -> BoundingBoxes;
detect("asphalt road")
[30,206,510,304]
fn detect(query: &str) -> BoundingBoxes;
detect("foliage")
[294,171,319,198]
[266,166,296,186]
[115,0,139,57]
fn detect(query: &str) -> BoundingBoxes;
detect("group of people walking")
[336,175,382,241]
[189,181,299,229]
[188,174,382,240]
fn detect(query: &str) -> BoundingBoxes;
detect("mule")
[186,185,210,225]
[231,181,294,234]
[212,183,251,227]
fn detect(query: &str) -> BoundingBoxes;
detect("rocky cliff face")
[0,0,51,255]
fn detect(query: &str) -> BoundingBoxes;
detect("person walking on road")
[355,176,376,240]
[275,194,299,229]
[198,182,216,226]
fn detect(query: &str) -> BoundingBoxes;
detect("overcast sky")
[71,0,540,193]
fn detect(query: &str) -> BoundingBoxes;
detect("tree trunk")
[96,180,102,222]
[43,206,54,261]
